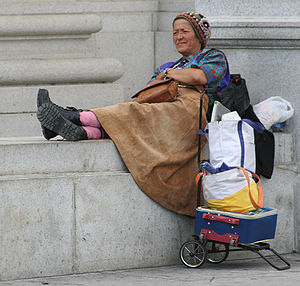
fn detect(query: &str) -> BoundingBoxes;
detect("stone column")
[0,4,124,138]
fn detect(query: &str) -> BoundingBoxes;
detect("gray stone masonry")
[0,133,298,280]
[0,0,299,281]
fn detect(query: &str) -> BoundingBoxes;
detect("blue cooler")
[195,207,277,245]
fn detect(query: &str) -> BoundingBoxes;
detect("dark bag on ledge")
[132,79,178,104]
[219,74,250,116]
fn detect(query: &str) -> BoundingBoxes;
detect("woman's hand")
[155,71,165,81]
[143,73,165,88]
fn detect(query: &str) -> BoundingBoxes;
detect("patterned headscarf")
[173,12,211,50]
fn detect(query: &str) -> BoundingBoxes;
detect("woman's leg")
[82,126,102,139]
[80,111,101,128]
[37,89,109,140]
[80,111,110,139]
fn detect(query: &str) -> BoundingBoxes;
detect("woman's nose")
[177,32,183,39]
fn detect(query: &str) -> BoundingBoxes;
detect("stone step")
[0,137,127,176]
[0,133,295,176]
[0,83,124,137]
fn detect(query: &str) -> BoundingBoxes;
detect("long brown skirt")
[91,87,208,217]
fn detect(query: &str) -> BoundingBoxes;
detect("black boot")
[37,89,83,139]
[37,88,83,124]
[57,106,82,126]
[37,102,88,141]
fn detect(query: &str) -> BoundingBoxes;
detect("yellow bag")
[201,167,263,212]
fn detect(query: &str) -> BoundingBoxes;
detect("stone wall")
[0,0,299,281]
[0,0,158,137]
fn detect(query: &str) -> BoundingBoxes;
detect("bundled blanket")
[91,87,208,217]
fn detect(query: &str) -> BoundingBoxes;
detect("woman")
[37,12,229,216]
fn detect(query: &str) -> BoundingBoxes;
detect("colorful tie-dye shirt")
[150,49,230,91]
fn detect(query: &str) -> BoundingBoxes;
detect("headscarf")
[173,12,211,49]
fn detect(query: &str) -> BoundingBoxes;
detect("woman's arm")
[160,68,208,86]
[148,50,227,88]
[143,68,207,89]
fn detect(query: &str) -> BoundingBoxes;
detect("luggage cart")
[179,89,290,271]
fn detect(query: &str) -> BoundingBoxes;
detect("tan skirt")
[91,87,208,217]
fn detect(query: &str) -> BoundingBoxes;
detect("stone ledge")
[158,15,300,48]
[0,137,127,176]
[0,57,123,85]
[0,14,102,39]
[0,171,193,280]
[0,83,125,138]
[0,132,295,175]
[212,17,300,27]
[195,0,300,17]
[0,83,124,114]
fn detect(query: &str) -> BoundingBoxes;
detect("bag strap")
[242,119,265,134]
[237,119,266,168]
[195,172,204,186]
[237,121,245,168]
[237,167,263,209]
[195,172,204,207]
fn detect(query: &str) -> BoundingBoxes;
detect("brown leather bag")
[132,79,178,104]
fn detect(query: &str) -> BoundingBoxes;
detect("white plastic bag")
[253,96,294,130]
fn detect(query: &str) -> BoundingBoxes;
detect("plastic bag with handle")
[253,96,294,130]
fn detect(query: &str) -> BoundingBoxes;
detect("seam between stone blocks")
[72,178,78,273]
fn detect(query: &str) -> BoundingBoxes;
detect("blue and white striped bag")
[206,119,263,173]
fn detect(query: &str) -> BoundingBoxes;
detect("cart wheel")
[205,241,229,264]
[179,240,207,268]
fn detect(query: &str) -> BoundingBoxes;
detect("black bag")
[242,105,275,179]
[219,74,250,116]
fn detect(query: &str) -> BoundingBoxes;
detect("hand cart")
[179,89,290,271]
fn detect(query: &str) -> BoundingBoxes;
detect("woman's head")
[173,12,211,57]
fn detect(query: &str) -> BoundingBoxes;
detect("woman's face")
[173,19,201,57]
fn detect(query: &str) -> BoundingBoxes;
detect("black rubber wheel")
[206,241,229,264]
[179,240,207,268]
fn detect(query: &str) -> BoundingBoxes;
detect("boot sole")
[37,103,87,141]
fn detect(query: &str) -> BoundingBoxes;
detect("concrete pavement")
[0,253,299,286]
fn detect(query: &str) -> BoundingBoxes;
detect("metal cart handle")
[197,88,217,206]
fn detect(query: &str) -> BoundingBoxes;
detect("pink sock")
[80,111,100,128]
[82,126,102,139]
